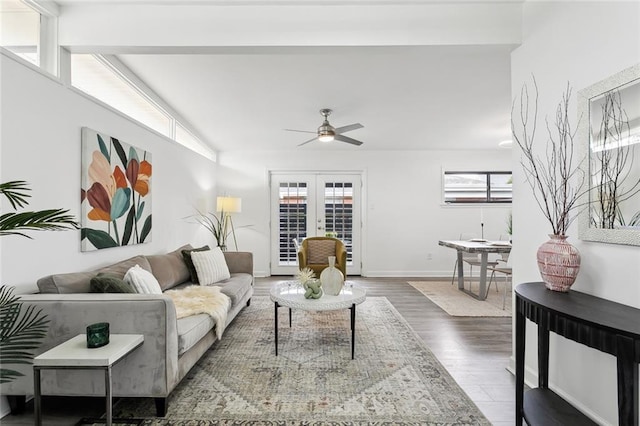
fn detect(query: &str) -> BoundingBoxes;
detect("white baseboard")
[508,355,610,425]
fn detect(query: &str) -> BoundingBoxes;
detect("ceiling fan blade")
[334,123,363,134]
[285,128,316,134]
[298,136,319,146]
[335,134,364,146]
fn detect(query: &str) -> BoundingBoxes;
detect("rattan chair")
[297,237,347,278]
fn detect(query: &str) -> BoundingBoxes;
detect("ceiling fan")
[285,108,364,146]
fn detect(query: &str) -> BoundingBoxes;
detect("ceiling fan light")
[318,124,335,142]
[319,133,335,142]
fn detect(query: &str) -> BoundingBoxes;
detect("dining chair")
[450,233,498,288]
[485,252,512,309]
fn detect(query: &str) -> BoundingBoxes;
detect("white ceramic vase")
[320,256,344,296]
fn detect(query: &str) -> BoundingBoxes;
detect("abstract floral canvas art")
[81,127,152,251]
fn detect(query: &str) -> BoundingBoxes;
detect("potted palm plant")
[0,180,79,384]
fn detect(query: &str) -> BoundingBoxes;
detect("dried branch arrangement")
[511,77,586,236]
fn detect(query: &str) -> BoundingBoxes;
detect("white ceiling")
[118,45,513,151]
[53,0,520,152]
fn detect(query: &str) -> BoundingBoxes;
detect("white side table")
[33,334,144,426]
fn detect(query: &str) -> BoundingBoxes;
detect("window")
[444,171,512,204]
[0,0,40,66]
[70,54,215,160]
[176,122,215,161]
[71,54,172,136]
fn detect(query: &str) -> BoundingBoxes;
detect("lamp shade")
[216,196,242,213]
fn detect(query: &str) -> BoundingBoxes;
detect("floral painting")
[81,127,152,251]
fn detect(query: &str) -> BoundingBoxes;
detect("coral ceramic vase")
[536,234,581,292]
[320,256,344,296]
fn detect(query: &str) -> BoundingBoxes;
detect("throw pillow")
[147,244,193,291]
[308,239,336,264]
[190,247,231,285]
[181,245,211,283]
[123,264,162,294]
[90,273,135,293]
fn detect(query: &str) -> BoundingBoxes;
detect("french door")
[270,172,362,276]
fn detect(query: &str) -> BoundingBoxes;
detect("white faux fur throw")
[165,285,231,339]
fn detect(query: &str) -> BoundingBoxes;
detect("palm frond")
[0,181,31,210]
[189,211,226,246]
[0,286,49,383]
[0,209,79,238]
[0,369,24,384]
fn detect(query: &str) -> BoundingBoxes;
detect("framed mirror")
[578,64,640,246]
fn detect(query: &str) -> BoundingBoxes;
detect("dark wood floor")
[2,277,514,425]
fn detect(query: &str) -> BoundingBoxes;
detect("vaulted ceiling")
[54,1,523,152]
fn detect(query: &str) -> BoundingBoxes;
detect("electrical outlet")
[426,253,433,260]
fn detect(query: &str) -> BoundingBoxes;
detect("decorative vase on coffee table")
[536,234,581,292]
[320,256,344,296]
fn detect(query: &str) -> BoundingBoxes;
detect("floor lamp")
[216,196,242,251]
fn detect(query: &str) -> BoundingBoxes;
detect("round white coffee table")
[269,281,366,359]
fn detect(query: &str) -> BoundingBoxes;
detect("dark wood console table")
[515,282,640,426]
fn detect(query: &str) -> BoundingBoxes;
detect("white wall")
[0,51,219,295]
[511,2,640,424]
[218,149,512,278]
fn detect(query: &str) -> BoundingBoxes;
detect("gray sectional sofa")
[1,244,254,417]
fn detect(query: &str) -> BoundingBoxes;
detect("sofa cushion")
[176,313,214,355]
[124,265,162,294]
[181,245,210,284]
[97,255,153,278]
[216,273,253,305]
[90,273,135,293]
[146,244,192,291]
[37,255,153,294]
[190,248,230,285]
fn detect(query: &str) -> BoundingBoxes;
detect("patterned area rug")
[408,281,511,317]
[77,419,144,426]
[111,296,489,425]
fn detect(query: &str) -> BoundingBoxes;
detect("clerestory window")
[0,0,40,66]
[70,54,215,160]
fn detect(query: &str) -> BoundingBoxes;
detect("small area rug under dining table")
[105,296,489,425]
[408,281,512,317]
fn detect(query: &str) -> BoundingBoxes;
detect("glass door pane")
[278,182,308,266]
[317,175,361,274]
[322,181,354,264]
[270,174,316,275]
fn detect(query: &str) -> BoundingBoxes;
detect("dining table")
[438,239,512,301]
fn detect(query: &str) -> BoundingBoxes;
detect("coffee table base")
[274,302,357,359]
